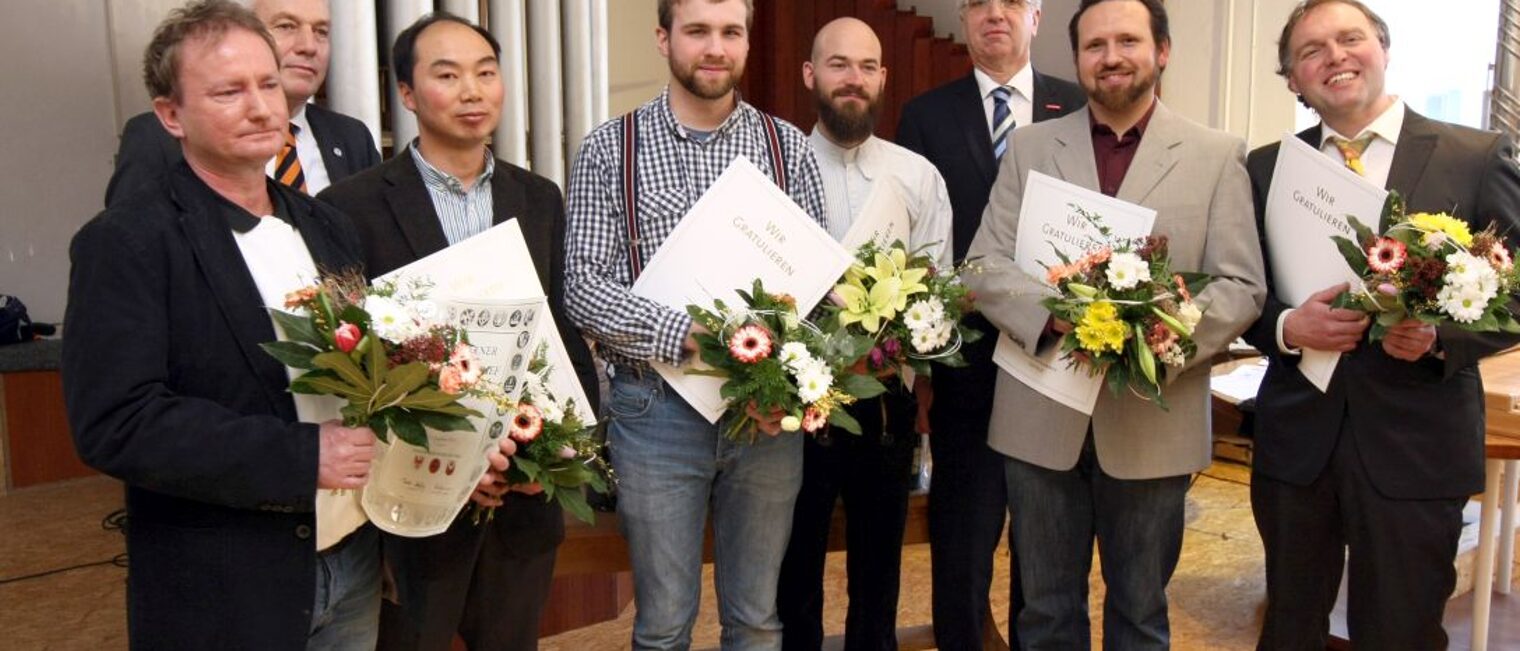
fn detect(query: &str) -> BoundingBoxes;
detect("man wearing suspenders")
[562,1,826,648]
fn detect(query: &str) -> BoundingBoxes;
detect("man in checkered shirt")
[563,0,826,648]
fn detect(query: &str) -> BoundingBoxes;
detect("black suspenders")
[619,110,789,279]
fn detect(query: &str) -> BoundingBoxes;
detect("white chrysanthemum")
[1105,252,1151,290]
[929,321,954,349]
[1445,250,1501,299]
[903,298,946,333]
[539,399,565,424]
[796,367,833,404]
[1176,302,1203,331]
[911,327,937,353]
[1439,284,1490,323]
[1160,345,1187,367]
[366,296,420,343]
[779,342,814,372]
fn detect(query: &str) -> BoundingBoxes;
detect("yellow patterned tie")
[1330,135,1374,177]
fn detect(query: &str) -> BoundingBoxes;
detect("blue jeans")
[308,523,382,651]
[608,369,804,650]
[1004,440,1188,651]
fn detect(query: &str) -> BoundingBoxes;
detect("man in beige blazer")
[963,1,1265,647]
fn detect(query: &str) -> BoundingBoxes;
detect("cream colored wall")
[607,1,666,115]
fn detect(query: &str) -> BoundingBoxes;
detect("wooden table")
[1473,349,1520,651]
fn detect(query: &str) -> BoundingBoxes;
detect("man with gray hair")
[105,0,380,206]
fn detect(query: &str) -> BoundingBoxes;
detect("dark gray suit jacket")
[1242,108,1520,499]
[105,104,381,207]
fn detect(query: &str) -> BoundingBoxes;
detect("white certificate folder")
[631,156,855,423]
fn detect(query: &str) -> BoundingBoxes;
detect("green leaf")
[388,412,428,449]
[366,332,387,388]
[396,388,464,410]
[269,309,324,347]
[261,340,320,370]
[826,408,863,435]
[291,374,369,401]
[1134,324,1157,386]
[1151,307,1192,338]
[1331,235,1370,276]
[417,411,475,433]
[368,413,390,443]
[558,489,596,525]
[514,456,542,477]
[839,373,888,400]
[313,351,373,393]
[372,362,430,410]
[1346,215,1379,248]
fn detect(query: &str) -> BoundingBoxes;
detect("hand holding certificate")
[630,156,857,423]
[990,171,1157,414]
[1264,135,1388,391]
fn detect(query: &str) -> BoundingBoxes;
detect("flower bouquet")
[1330,192,1520,339]
[686,279,888,441]
[827,241,982,377]
[261,274,483,448]
[1041,207,1211,409]
[471,345,611,524]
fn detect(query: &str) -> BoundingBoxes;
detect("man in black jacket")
[319,13,599,651]
[64,3,381,647]
[894,1,1084,647]
[105,0,380,206]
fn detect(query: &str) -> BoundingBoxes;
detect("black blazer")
[895,69,1086,415]
[317,149,601,450]
[105,104,382,207]
[1242,108,1520,499]
[64,162,365,649]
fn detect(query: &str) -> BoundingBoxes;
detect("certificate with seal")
[631,155,855,423]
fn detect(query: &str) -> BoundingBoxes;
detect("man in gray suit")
[964,0,1265,647]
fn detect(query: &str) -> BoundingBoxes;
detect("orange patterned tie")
[274,123,307,193]
[1330,135,1374,177]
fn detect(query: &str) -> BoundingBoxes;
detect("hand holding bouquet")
[1331,192,1520,339]
[262,274,482,448]
[473,345,611,524]
[828,241,982,377]
[1041,207,1211,409]
[687,280,887,441]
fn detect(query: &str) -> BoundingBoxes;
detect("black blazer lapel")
[491,165,556,295]
[167,167,293,416]
[381,154,451,261]
[1031,71,1067,121]
[306,105,352,180]
[952,73,999,185]
[1387,108,1437,207]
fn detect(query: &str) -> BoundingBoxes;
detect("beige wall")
[607,1,666,115]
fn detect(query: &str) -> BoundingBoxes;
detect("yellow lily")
[860,249,929,312]
[835,275,905,333]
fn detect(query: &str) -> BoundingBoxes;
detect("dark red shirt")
[1090,101,1157,197]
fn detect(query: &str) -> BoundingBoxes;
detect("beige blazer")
[964,101,1266,480]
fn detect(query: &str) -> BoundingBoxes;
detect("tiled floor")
[2,462,1514,650]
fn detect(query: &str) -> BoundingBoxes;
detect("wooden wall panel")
[2,371,93,489]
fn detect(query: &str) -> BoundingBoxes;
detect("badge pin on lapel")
[333,147,343,157]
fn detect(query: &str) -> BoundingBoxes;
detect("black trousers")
[778,393,919,651]
[377,493,564,651]
[928,326,1023,651]
[1252,420,1465,651]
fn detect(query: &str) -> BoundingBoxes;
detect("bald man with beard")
[775,18,953,651]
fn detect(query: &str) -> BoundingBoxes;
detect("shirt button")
[295,524,313,540]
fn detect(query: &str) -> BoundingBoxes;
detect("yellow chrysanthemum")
[1408,212,1473,248]
[1075,301,1127,354]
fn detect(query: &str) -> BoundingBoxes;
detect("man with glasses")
[896,1,1083,647]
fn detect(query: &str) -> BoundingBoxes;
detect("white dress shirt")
[974,64,1035,136]
[1276,99,1406,353]
[265,104,334,195]
[809,129,954,267]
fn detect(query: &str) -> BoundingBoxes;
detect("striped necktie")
[1329,134,1374,177]
[991,86,1016,161]
[275,123,308,194]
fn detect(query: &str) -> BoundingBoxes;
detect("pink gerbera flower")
[1489,245,1514,272]
[802,406,827,433]
[728,325,773,364]
[1366,237,1407,274]
[508,403,544,442]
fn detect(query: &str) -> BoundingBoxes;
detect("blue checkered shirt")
[564,86,827,370]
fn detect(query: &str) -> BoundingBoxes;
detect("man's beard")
[1085,63,1159,114]
[814,87,879,144]
[672,57,742,100]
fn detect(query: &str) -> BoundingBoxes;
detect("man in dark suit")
[894,1,1084,647]
[62,2,383,647]
[105,0,380,206]
[1242,2,1520,648]
[318,13,598,651]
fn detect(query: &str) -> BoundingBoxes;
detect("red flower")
[1173,274,1192,303]
[509,403,544,442]
[334,322,362,353]
[1366,238,1407,274]
[728,325,773,364]
[802,406,827,433]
